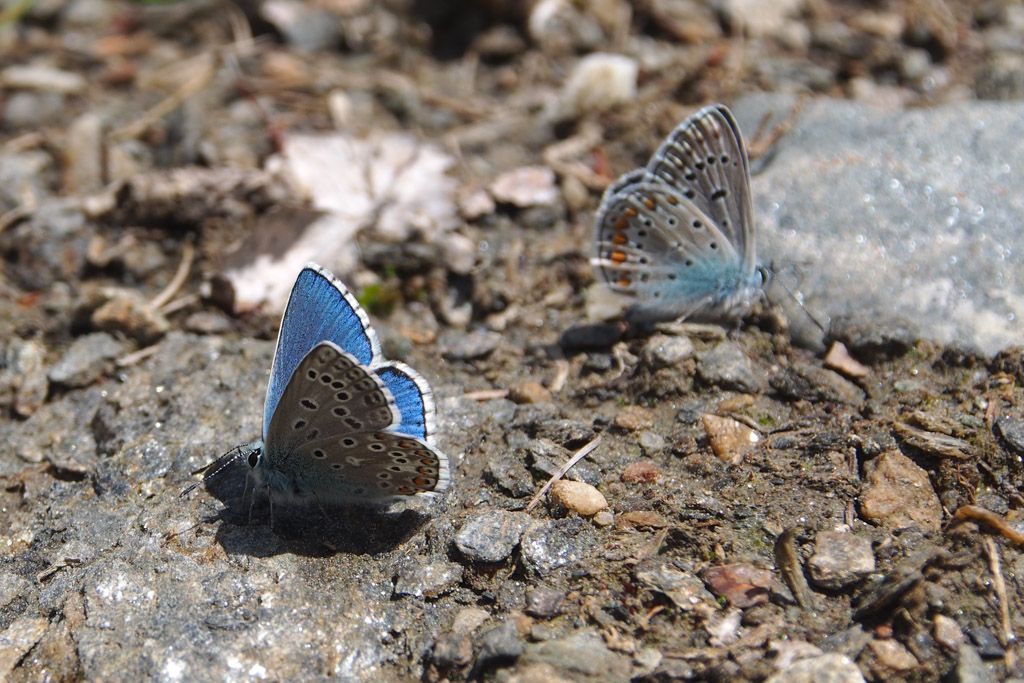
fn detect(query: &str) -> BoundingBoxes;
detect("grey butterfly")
[592,103,766,324]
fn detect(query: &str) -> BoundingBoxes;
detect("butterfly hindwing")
[264,341,397,459]
[264,265,381,439]
[375,362,435,440]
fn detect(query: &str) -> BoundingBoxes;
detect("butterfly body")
[230,264,449,509]
[593,104,764,324]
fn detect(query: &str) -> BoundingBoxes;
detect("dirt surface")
[1,1,1023,681]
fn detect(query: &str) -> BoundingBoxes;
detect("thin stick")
[983,537,1017,669]
[150,242,195,310]
[525,435,603,512]
[464,389,509,401]
[954,505,1024,545]
[117,343,161,367]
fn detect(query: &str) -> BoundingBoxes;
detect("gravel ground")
[1,1,1023,681]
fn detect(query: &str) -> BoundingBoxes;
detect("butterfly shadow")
[195,455,431,558]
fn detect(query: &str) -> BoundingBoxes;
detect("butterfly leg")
[267,485,276,532]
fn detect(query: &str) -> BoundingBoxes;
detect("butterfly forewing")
[265,341,398,460]
[643,105,755,273]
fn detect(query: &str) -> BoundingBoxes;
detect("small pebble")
[474,620,525,671]
[442,329,502,360]
[614,405,654,432]
[615,511,668,529]
[956,644,994,683]
[393,560,463,599]
[525,587,565,618]
[490,166,559,208]
[642,334,694,367]
[521,517,595,576]
[592,509,614,527]
[823,341,870,379]
[555,53,638,119]
[933,615,965,651]
[637,431,666,455]
[696,342,763,393]
[765,653,865,683]
[48,333,124,388]
[621,460,662,484]
[702,414,760,463]
[509,381,552,405]
[860,450,942,530]
[807,531,875,590]
[703,563,772,608]
[1,64,87,93]
[458,186,495,220]
[549,480,608,517]
[635,562,714,611]
[864,639,918,679]
[455,510,531,563]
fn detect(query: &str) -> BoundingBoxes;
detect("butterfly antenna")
[765,262,828,336]
[178,444,249,498]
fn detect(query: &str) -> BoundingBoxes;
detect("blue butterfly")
[592,104,766,324]
[197,263,449,513]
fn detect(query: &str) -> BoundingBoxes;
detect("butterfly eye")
[247,448,261,468]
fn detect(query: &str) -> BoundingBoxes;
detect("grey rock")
[734,94,1024,355]
[0,150,53,211]
[484,454,534,498]
[474,620,524,671]
[261,1,341,52]
[0,339,48,417]
[696,342,762,393]
[393,560,463,599]
[455,510,530,563]
[995,416,1024,457]
[770,364,865,405]
[521,517,596,576]
[955,644,994,683]
[441,328,502,360]
[635,561,714,610]
[524,586,565,618]
[0,570,32,609]
[2,91,65,129]
[966,626,1004,658]
[4,199,90,289]
[48,333,124,388]
[765,653,866,683]
[807,531,875,590]
[642,333,694,367]
[520,630,632,681]
[638,430,666,455]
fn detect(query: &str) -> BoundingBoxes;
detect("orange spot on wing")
[617,277,631,287]
[623,207,637,218]
[665,194,678,205]
[612,233,627,245]
[610,251,627,263]
[642,196,655,210]
[614,217,629,230]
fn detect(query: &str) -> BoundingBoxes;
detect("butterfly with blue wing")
[190,263,449,518]
[592,104,768,325]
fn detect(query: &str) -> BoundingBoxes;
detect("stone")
[521,518,596,576]
[864,639,918,680]
[474,620,524,670]
[860,451,942,530]
[635,561,714,611]
[48,333,124,388]
[1,340,48,417]
[553,53,638,120]
[524,587,565,618]
[613,405,654,432]
[519,630,632,681]
[807,531,875,590]
[934,614,966,650]
[621,460,662,484]
[765,653,865,683]
[703,563,772,608]
[696,342,762,393]
[490,166,559,208]
[393,560,463,599]
[442,329,502,360]
[455,510,531,563]
[642,333,695,367]
[734,94,1024,355]
[509,381,552,405]
[702,414,760,463]
[549,480,608,517]
[955,644,994,683]
[0,617,49,677]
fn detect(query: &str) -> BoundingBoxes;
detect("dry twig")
[525,435,603,513]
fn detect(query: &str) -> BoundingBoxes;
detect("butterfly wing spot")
[368,442,385,452]
[344,417,364,430]
[330,463,342,470]
[332,406,350,417]
[301,398,318,410]
[711,189,728,200]
[293,419,307,430]
[307,369,317,380]
[340,437,356,447]
[313,449,326,458]
[354,379,375,392]
[335,391,350,401]
[319,374,334,384]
